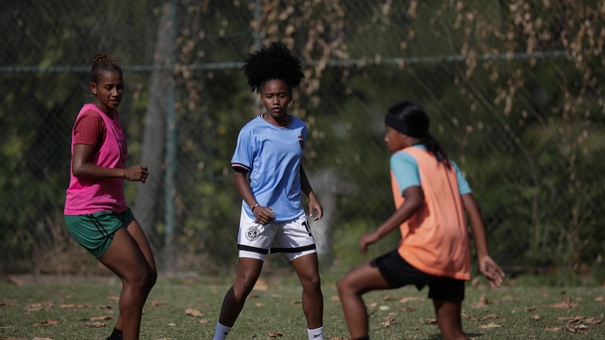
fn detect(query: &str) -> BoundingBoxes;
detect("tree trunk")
[134,2,174,237]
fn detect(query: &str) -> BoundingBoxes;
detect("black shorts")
[371,250,465,302]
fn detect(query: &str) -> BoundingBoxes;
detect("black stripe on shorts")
[86,214,108,237]
[270,244,316,254]
[238,244,269,254]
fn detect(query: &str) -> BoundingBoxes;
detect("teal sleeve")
[390,152,420,195]
[451,161,472,195]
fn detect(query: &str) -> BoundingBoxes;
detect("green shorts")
[64,208,135,259]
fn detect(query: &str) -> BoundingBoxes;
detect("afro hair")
[242,42,304,93]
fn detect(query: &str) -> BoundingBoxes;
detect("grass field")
[0,270,603,340]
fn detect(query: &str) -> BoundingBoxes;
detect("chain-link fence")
[2,0,604,281]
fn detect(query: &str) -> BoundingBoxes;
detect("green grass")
[0,271,604,340]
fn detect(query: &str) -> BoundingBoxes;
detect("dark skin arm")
[233,166,324,225]
[233,168,275,225]
[359,186,424,255]
[300,166,323,221]
[462,193,505,287]
[72,144,148,183]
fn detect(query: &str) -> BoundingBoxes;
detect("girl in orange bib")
[337,101,505,340]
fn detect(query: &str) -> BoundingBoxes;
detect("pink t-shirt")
[64,104,128,215]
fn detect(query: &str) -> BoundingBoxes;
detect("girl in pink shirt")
[64,54,156,340]
[337,101,505,340]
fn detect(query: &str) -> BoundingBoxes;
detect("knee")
[126,267,156,291]
[336,277,348,296]
[337,275,357,297]
[301,274,321,292]
[232,274,258,299]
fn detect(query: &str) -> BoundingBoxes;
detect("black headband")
[384,113,426,138]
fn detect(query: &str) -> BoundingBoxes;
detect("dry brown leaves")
[24,302,52,312]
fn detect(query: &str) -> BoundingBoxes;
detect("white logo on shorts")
[245,225,261,241]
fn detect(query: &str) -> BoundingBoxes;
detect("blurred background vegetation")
[1,0,604,285]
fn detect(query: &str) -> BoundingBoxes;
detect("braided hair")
[385,101,450,168]
[90,54,122,84]
[242,42,304,93]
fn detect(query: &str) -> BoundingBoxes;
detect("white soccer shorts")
[237,207,317,261]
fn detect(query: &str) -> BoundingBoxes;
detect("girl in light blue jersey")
[213,42,325,340]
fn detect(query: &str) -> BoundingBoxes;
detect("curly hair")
[242,42,304,93]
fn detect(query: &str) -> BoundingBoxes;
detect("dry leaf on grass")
[524,306,537,312]
[425,318,437,324]
[32,338,53,340]
[382,295,397,301]
[185,308,203,317]
[34,320,58,327]
[198,319,208,324]
[545,299,578,309]
[402,306,416,311]
[25,302,52,312]
[545,326,562,332]
[594,296,604,302]
[381,316,396,327]
[584,317,602,324]
[168,323,176,326]
[399,297,423,303]
[84,322,106,328]
[60,303,91,309]
[462,312,478,321]
[470,294,489,308]
[107,296,119,301]
[557,315,585,323]
[479,314,498,321]
[79,316,112,321]
[96,305,113,309]
[149,300,167,306]
[479,322,503,329]
[531,314,541,321]
[268,332,283,337]
[566,324,588,333]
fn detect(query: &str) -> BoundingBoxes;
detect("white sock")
[307,326,324,340]
[213,322,232,340]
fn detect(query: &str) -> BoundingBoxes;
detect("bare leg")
[99,220,157,340]
[432,299,469,340]
[291,253,323,329]
[337,262,392,339]
[217,257,264,327]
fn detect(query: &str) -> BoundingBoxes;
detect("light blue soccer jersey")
[390,145,471,196]
[231,114,307,222]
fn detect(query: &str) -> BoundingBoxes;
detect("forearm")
[233,171,258,209]
[299,166,314,197]
[72,162,126,179]
[462,193,491,258]
[374,187,423,240]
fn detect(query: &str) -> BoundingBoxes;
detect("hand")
[308,198,323,221]
[253,206,276,225]
[358,232,380,256]
[478,255,505,288]
[124,165,149,183]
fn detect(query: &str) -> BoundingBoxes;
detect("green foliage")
[2,0,605,281]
